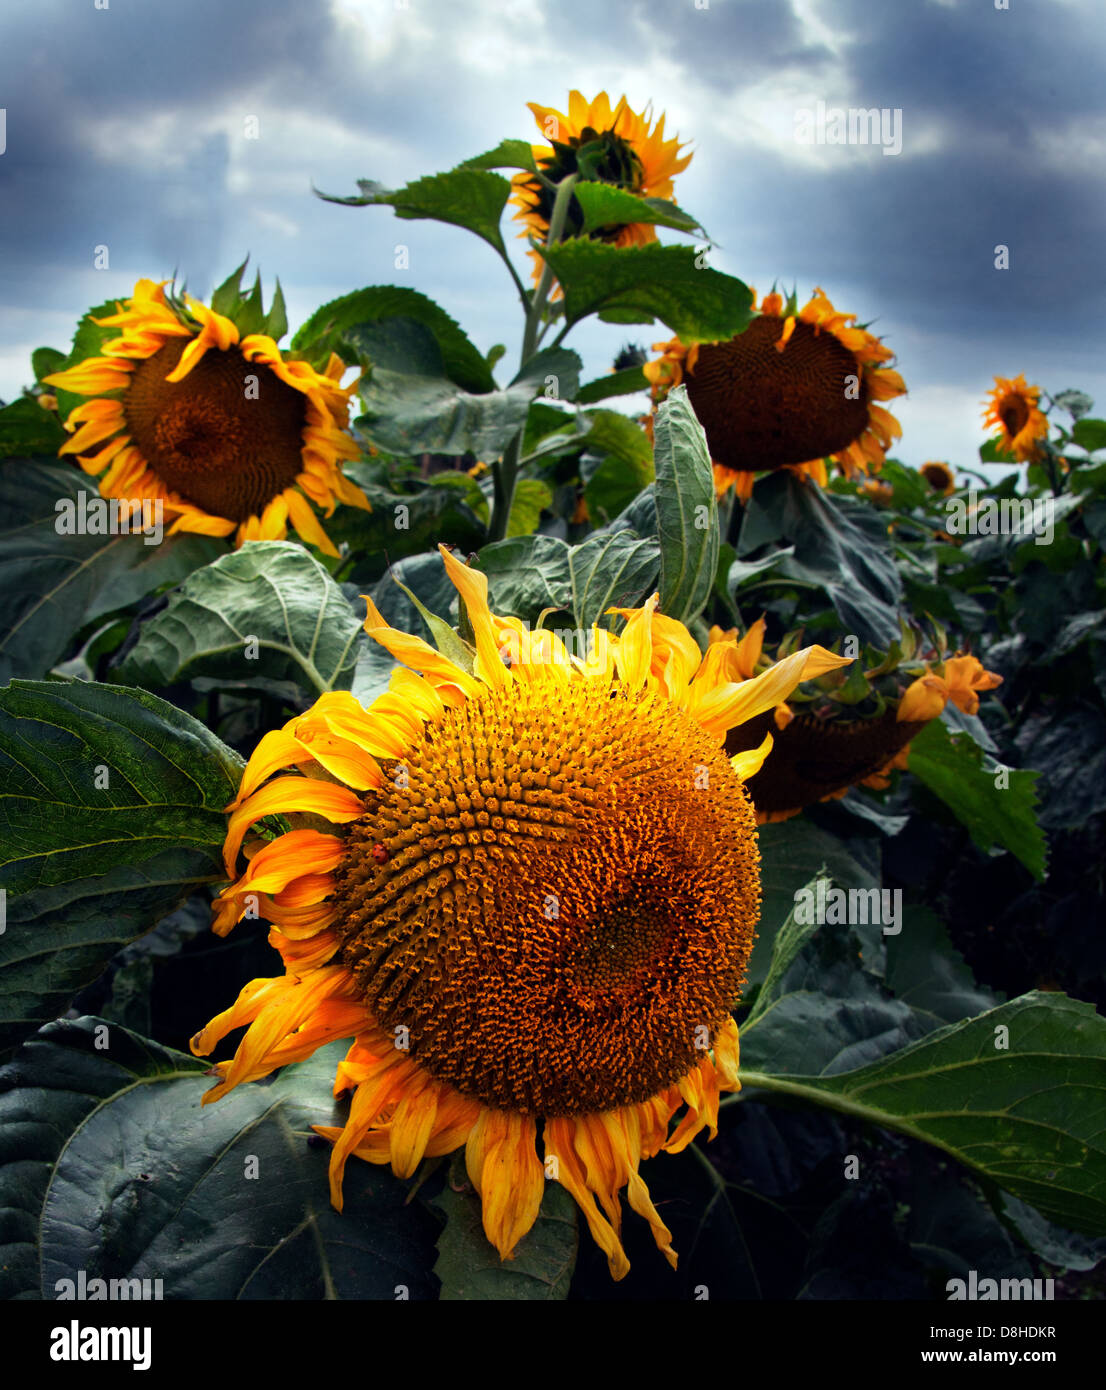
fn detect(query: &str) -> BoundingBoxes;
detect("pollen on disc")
[332,676,760,1116]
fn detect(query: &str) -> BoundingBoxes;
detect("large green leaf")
[741,992,1106,1237]
[322,472,486,560]
[0,397,66,458]
[906,718,1047,880]
[536,239,753,341]
[754,818,883,984]
[0,1021,439,1300]
[741,876,927,1077]
[290,285,494,393]
[736,472,904,647]
[0,681,242,1058]
[316,168,513,257]
[884,905,1003,1029]
[505,478,553,538]
[113,541,367,697]
[432,1163,577,1300]
[581,408,655,524]
[653,385,717,623]
[475,529,660,631]
[352,317,579,458]
[1073,418,1106,453]
[574,366,649,405]
[0,462,223,681]
[572,183,705,238]
[458,140,539,174]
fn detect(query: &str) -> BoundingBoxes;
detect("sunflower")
[719,627,1002,821]
[43,278,370,555]
[191,545,850,1278]
[860,478,895,506]
[643,288,906,501]
[920,460,955,495]
[981,374,1049,463]
[510,90,692,285]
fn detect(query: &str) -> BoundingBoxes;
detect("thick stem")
[488,175,579,542]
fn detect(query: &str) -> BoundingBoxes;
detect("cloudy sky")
[1,0,1103,469]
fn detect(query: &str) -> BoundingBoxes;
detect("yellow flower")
[860,478,895,506]
[191,545,850,1279]
[44,278,370,555]
[510,90,692,285]
[981,375,1049,462]
[920,461,955,495]
[644,288,906,500]
[897,654,1003,723]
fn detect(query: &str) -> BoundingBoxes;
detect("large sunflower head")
[190,546,850,1278]
[44,275,370,555]
[643,287,906,501]
[982,374,1049,463]
[510,90,692,283]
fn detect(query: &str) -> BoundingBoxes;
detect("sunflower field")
[2,90,1105,1314]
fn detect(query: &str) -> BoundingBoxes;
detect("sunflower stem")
[489,173,579,541]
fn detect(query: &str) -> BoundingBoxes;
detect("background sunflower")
[44,272,370,554]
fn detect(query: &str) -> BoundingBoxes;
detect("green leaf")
[114,541,367,697]
[432,1167,577,1300]
[884,906,1003,1029]
[323,470,486,557]
[740,877,927,1076]
[30,347,67,384]
[536,239,753,342]
[754,819,884,983]
[653,385,717,623]
[1072,417,1106,453]
[0,462,223,682]
[317,168,513,256]
[290,285,494,393]
[572,183,705,238]
[979,436,1017,464]
[737,472,904,648]
[0,681,242,1058]
[389,575,475,674]
[574,366,649,404]
[458,139,539,174]
[352,317,579,458]
[506,478,553,537]
[475,529,660,631]
[0,1021,439,1299]
[742,992,1106,1237]
[906,719,1047,880]
[0,396,66,459]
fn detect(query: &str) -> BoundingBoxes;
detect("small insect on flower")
[371,843,390,864]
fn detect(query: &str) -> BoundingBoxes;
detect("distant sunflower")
[982,374,1049,462]
[191,545,850,1278]
[510,90,692,284]
[860,478,895,506]
[644,288,906,501]
[723,632,1003,821]
[920,461,955,495]
[44,279,370,554]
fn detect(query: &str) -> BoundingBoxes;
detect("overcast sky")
[1,0,1103,470]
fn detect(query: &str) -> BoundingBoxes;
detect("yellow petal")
[438,544,510,690]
